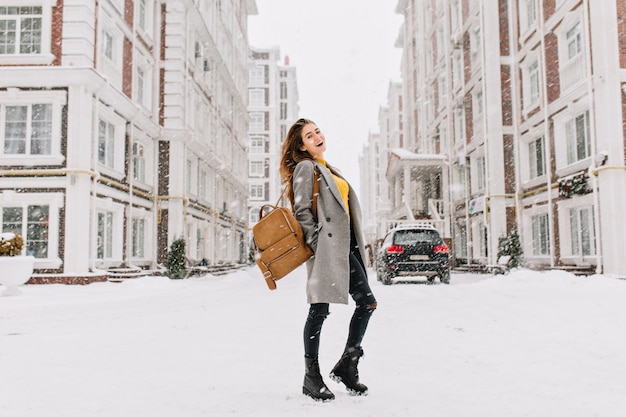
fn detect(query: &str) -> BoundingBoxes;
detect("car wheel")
[439,270,450,284]
[382,272,394,285]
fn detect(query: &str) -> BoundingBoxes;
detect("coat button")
[326,217,331,222]
[328,233,333,238]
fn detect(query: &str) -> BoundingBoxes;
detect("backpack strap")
[273,165,319,220]
[311,167,319,220]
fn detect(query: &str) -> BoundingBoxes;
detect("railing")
[560,54,586,93]
[428,199,444,220]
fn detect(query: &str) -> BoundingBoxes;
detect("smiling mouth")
[316,141,324,147]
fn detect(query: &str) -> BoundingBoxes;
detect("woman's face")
[299,123,326,159]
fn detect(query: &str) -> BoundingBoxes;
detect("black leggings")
[303,251,377,358]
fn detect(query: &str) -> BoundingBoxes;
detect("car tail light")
[386,245,404,254]
[434,244,449,254]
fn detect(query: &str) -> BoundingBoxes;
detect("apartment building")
[382,0,626,277]
[0,0,257,283]
[360,81,402,248]
[247,47,299,227]
[162,1,254,267]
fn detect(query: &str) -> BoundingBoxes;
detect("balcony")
[560,53,587,93]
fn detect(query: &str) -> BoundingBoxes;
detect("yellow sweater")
[317,159,350,215]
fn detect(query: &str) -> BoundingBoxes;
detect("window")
[199,169,207,200]
[528,60,540,105]
[529,136,545,179]
[280,82,287,99]
[566,110,591,164]
[137,0,146,29]
[131,217,145,258]
[522,54,542,110]
[454,108,465,145]
[103,31,113,60]
[0,6,42,55]
[249,137,264,153]
[132,142,145,182]
[439,76,447,106]
[425,89,434,124]
[450,0,461,34]
[26,205,48,258]
[195,227,204,260]
[474,89,483,117]
[136,67,145,104]
[569,206,595,257]
[527,0,537,26]
[531,213,550,256]
[478,223,488,257]
[1,207,21,236]
[250,184,263,199]
[99,20,124,89]
[250,65,265,85]
[249,208,260,224]
[520,0,537,30]
[454,223,468,259]
[186,159,192,194]
[439,126,449,153]
[452,165,466,200]
[97,211,113,259]
[0,90,65,163]
[1,193,62,267]
[566,22,582,60]
[134,51,153,109]
[452,52,462,89]
[2,103,51,155]
[476,156,486,191]
[2,205,48,258]
[249,89,264,107]
[249,112,264,131]
[280,102,287,120]
[436,26,444,58]
[249,160,264,177]
[471,26,481,55]
[98,119,115,167]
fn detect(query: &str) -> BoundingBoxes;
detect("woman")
[279,118,378,401]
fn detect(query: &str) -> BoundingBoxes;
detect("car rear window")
[393,229,441,245]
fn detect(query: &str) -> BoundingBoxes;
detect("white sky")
[249,0,403,193]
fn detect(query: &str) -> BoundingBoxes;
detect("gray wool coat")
[292,159,368,304]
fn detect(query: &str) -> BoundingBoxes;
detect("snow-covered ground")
[1,266,624,417]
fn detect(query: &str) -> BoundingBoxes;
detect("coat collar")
[312,159,349,213]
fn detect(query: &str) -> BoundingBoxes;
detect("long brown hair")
[280,118,316,207]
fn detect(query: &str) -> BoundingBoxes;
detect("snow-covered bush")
[497,229,523,269]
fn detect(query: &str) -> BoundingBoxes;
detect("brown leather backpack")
[252,170,318,290]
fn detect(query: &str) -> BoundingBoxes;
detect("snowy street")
[1,267,625,417]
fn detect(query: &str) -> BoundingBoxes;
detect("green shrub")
[167,238,187,279]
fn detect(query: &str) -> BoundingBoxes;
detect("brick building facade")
[0,0,257,283]
[371,0,626,277]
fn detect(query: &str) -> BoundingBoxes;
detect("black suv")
[376,224,450,285]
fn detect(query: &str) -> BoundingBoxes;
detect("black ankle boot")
[303,357,335,401]
[329,346,368,395]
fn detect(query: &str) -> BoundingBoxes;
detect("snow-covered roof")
[389,148,447,161]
